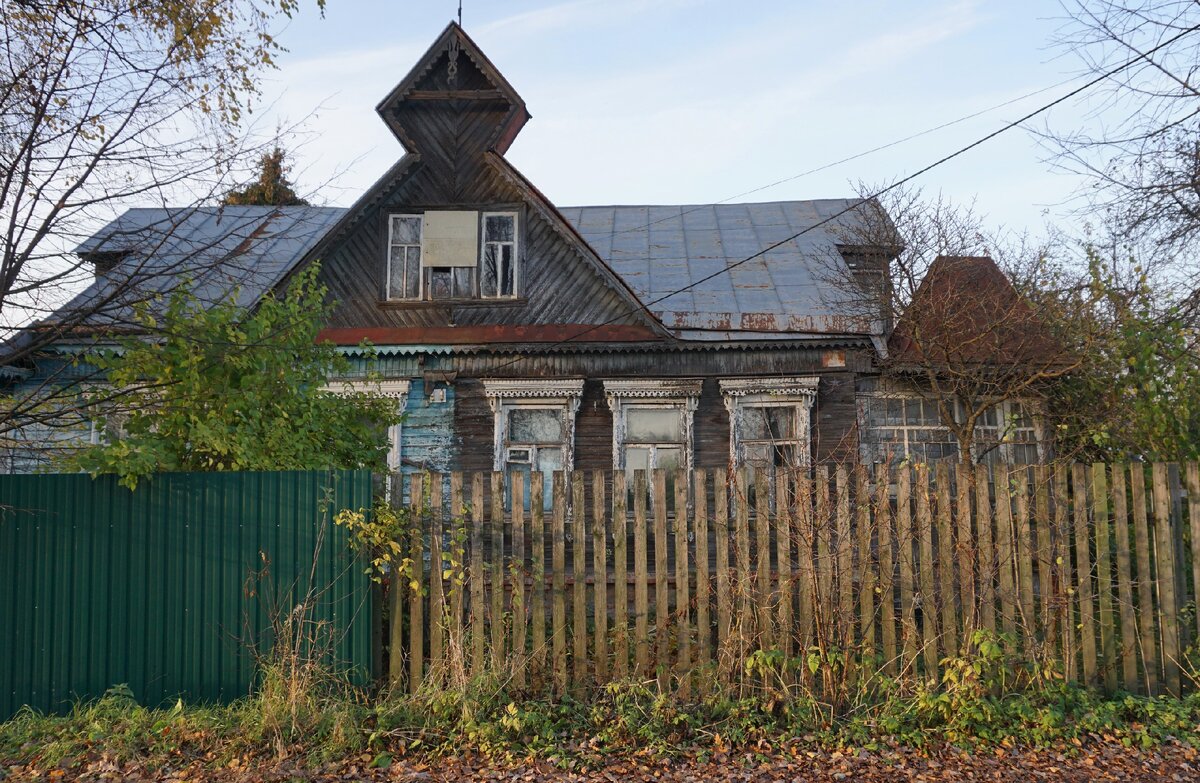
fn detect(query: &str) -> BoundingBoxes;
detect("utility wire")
[598,73,1086,242]
[470,22,1200,377]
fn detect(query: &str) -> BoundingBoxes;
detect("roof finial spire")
[457,0,463,26]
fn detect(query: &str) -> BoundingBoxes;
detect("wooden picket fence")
[384,463,1200,696]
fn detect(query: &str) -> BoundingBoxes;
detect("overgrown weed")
[4,631,1200,773]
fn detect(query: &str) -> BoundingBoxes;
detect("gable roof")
[36,196,886,346]
[558,200,882,340]
[55,206,341,329]
[887,255,1061,367]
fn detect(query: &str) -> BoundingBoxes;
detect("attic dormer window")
[385,210,519,301]
[481,213,517,298]
[387,215,422,300]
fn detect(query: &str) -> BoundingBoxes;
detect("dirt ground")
[12,743,1199,782]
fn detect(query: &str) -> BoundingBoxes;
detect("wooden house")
[1,23,1050,475]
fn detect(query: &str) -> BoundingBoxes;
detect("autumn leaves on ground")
[4,634,1200,783]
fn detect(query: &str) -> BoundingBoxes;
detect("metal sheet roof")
[557,200,882,337]
[48,199,881,343]
[59,206,344,327]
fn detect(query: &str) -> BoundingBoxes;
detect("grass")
[4,632,1199,774]
[5,669,1200,775]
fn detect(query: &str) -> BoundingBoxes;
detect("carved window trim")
[482,378,584,472]
[720,376,819,469]
[324,379,411,472]
[603,379,702,473]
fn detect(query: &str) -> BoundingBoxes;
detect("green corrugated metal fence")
[0,470,375,719]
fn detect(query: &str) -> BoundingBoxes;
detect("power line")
[463,20,1200,378]
[598,73,1086,243]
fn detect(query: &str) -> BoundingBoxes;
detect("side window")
[622,406,686,476]
[974,401,1043,464]
[386,215,422,300]
[604,380,702,483]
[481,213,517,298]
[484,379,583,510]
[736,403,805,469]
[720,377,818,472]
[864,396,959,466]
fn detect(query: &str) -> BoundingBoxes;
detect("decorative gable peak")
[375,22,530,156]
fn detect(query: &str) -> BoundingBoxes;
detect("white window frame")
[860,392,1047,465]
[480,211,519,299]
[323,379,410,473]
[604,379,702,473]
[483,378,583,472]
[386,214,423,301]
[720,376,818,470]
[972,399,1046,464]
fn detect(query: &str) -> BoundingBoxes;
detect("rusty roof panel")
[558,199,882,338]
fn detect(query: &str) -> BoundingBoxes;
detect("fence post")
[572,473,589,684]
[511,473,527,689]
[777,469,794,660]
[897,466,917,671]
[529,472,546,685]
[935,462,957,662]
[1151,463,1181,695]
[470,473,486,679]
[694,469,712,667]
[490,471,507,676]
[1188,462,1200,658]
[653,470,670,682]
[1110,464,1139,692]
[592,471,609,683]
[408,472,425,692]
[876,463,896,675]
[1054,464,1075,683]
[1072,463,1098,686]
[755,468,774,652]
[633,470,650,679]
[714,468,732,681]
[552,472,568,694]
[1129,463,1157,693]
[915,466,938,677]
[1090,463,1116,692]
[388,473,405,688]
[428,472,445,686]
[612,471,628,679]
[994,465,1018,640]
[448,473,466,685]
[674,469,692,684]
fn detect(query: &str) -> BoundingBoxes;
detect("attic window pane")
[452,267,474,296]
[627,408,682,443]
[499,244,514,296]
[509,409,562,444]
[391,216,421,244]
[485,215,514,242]
[404,249,420,298]
[388,247,406,299]
[481,245,498,296]
[428,268,452,299]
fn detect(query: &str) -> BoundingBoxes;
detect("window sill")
[377,298,527,310]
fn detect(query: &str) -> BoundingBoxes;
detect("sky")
[258,0,1103,238]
